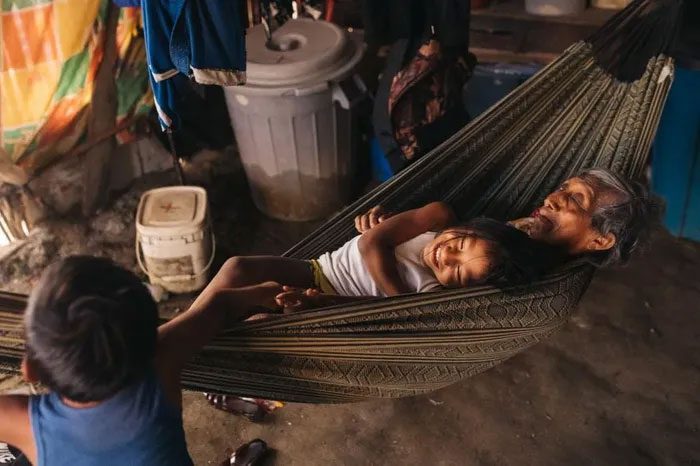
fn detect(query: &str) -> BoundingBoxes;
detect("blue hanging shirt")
[29,372,193,466]
[115,0,246,129]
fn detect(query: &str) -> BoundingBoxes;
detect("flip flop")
[227,439,268,466]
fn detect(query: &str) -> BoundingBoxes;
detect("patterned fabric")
[0,0,151,177]
[141,0,246,129]
[388,39,474,162]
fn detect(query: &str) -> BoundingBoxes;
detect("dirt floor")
[1,150,699,465]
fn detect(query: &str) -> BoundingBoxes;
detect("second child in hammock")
[204,202,561,313]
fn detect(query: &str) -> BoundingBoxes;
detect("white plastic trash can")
[136,186,214,294]
[225,19,366,221]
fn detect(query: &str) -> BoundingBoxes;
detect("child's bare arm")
[359,202,455,296]
[0,396,35,461]
[355,202,456,233]
[155,282,283,408]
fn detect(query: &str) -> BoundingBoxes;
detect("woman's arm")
[358,201,456,296]
[155,282,283,409]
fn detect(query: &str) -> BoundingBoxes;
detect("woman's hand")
[508,217,541,238]
[275,286,321,312]
[354,206,393,233]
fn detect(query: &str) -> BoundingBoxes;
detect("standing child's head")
[23,256,158,403]
[422,218,563,288]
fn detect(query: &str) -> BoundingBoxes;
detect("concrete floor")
[182,228,700,466]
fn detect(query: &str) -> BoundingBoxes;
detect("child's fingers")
[354,214,363,233]
[304,288,320,296]
[359,214,370,232]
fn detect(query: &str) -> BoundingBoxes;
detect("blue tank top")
[29,372,193,466]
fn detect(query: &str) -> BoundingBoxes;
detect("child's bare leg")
[192,256,313,313]
[197,258,315,417]
[212,256,313,289]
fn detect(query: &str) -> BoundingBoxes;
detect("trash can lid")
[244,19,362,91]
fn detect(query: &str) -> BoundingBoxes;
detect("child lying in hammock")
[195,202,560,314]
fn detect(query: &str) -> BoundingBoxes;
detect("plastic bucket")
[136,186,214,294]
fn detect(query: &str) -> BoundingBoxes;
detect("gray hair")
[579,168,663,267]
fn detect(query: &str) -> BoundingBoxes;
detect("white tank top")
[316,232,442,297]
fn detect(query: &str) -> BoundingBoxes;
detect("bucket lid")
[136,186,208,234]
[243,19,361,90]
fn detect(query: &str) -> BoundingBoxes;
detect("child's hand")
[354,205,392,233]
[508,217,542,238]
[275,286,321,312]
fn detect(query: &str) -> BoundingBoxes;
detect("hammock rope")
[0,0,682,403]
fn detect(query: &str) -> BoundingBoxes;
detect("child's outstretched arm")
[156,281,283,408]
[359,201,455,296]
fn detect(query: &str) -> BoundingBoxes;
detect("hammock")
[0,0,682,402]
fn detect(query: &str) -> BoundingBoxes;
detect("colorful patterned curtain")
[0,0,151,179]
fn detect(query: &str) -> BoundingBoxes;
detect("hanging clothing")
[368,0,474,172]
[363,0,471,52]
[386,39,475,164]
[115,0,246,129]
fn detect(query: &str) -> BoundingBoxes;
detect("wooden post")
[81,3,120,216]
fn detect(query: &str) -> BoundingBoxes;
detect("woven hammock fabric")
[0,0,681,403]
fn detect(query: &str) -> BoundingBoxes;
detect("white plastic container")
[225,19,366,221]
[525,0,586,16]
[136,186,214,294]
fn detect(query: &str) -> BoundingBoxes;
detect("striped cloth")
[0,0,152,178]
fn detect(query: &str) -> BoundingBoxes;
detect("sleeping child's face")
[421,229,494,288]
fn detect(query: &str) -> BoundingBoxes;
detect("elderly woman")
[356,168,660,267]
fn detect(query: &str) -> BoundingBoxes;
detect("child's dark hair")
[452,218,564,286]
[25,256,158,402]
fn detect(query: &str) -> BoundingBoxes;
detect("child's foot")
[220,439,268,466]
[204,394,283,422]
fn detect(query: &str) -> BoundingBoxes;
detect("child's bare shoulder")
[0,394,29,415]
[0,395,32,447]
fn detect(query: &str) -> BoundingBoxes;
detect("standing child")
[0,256,282,465]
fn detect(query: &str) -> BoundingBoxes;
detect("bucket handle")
[136,231,216,283]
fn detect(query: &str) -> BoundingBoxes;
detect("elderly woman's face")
[527,177,617,254]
